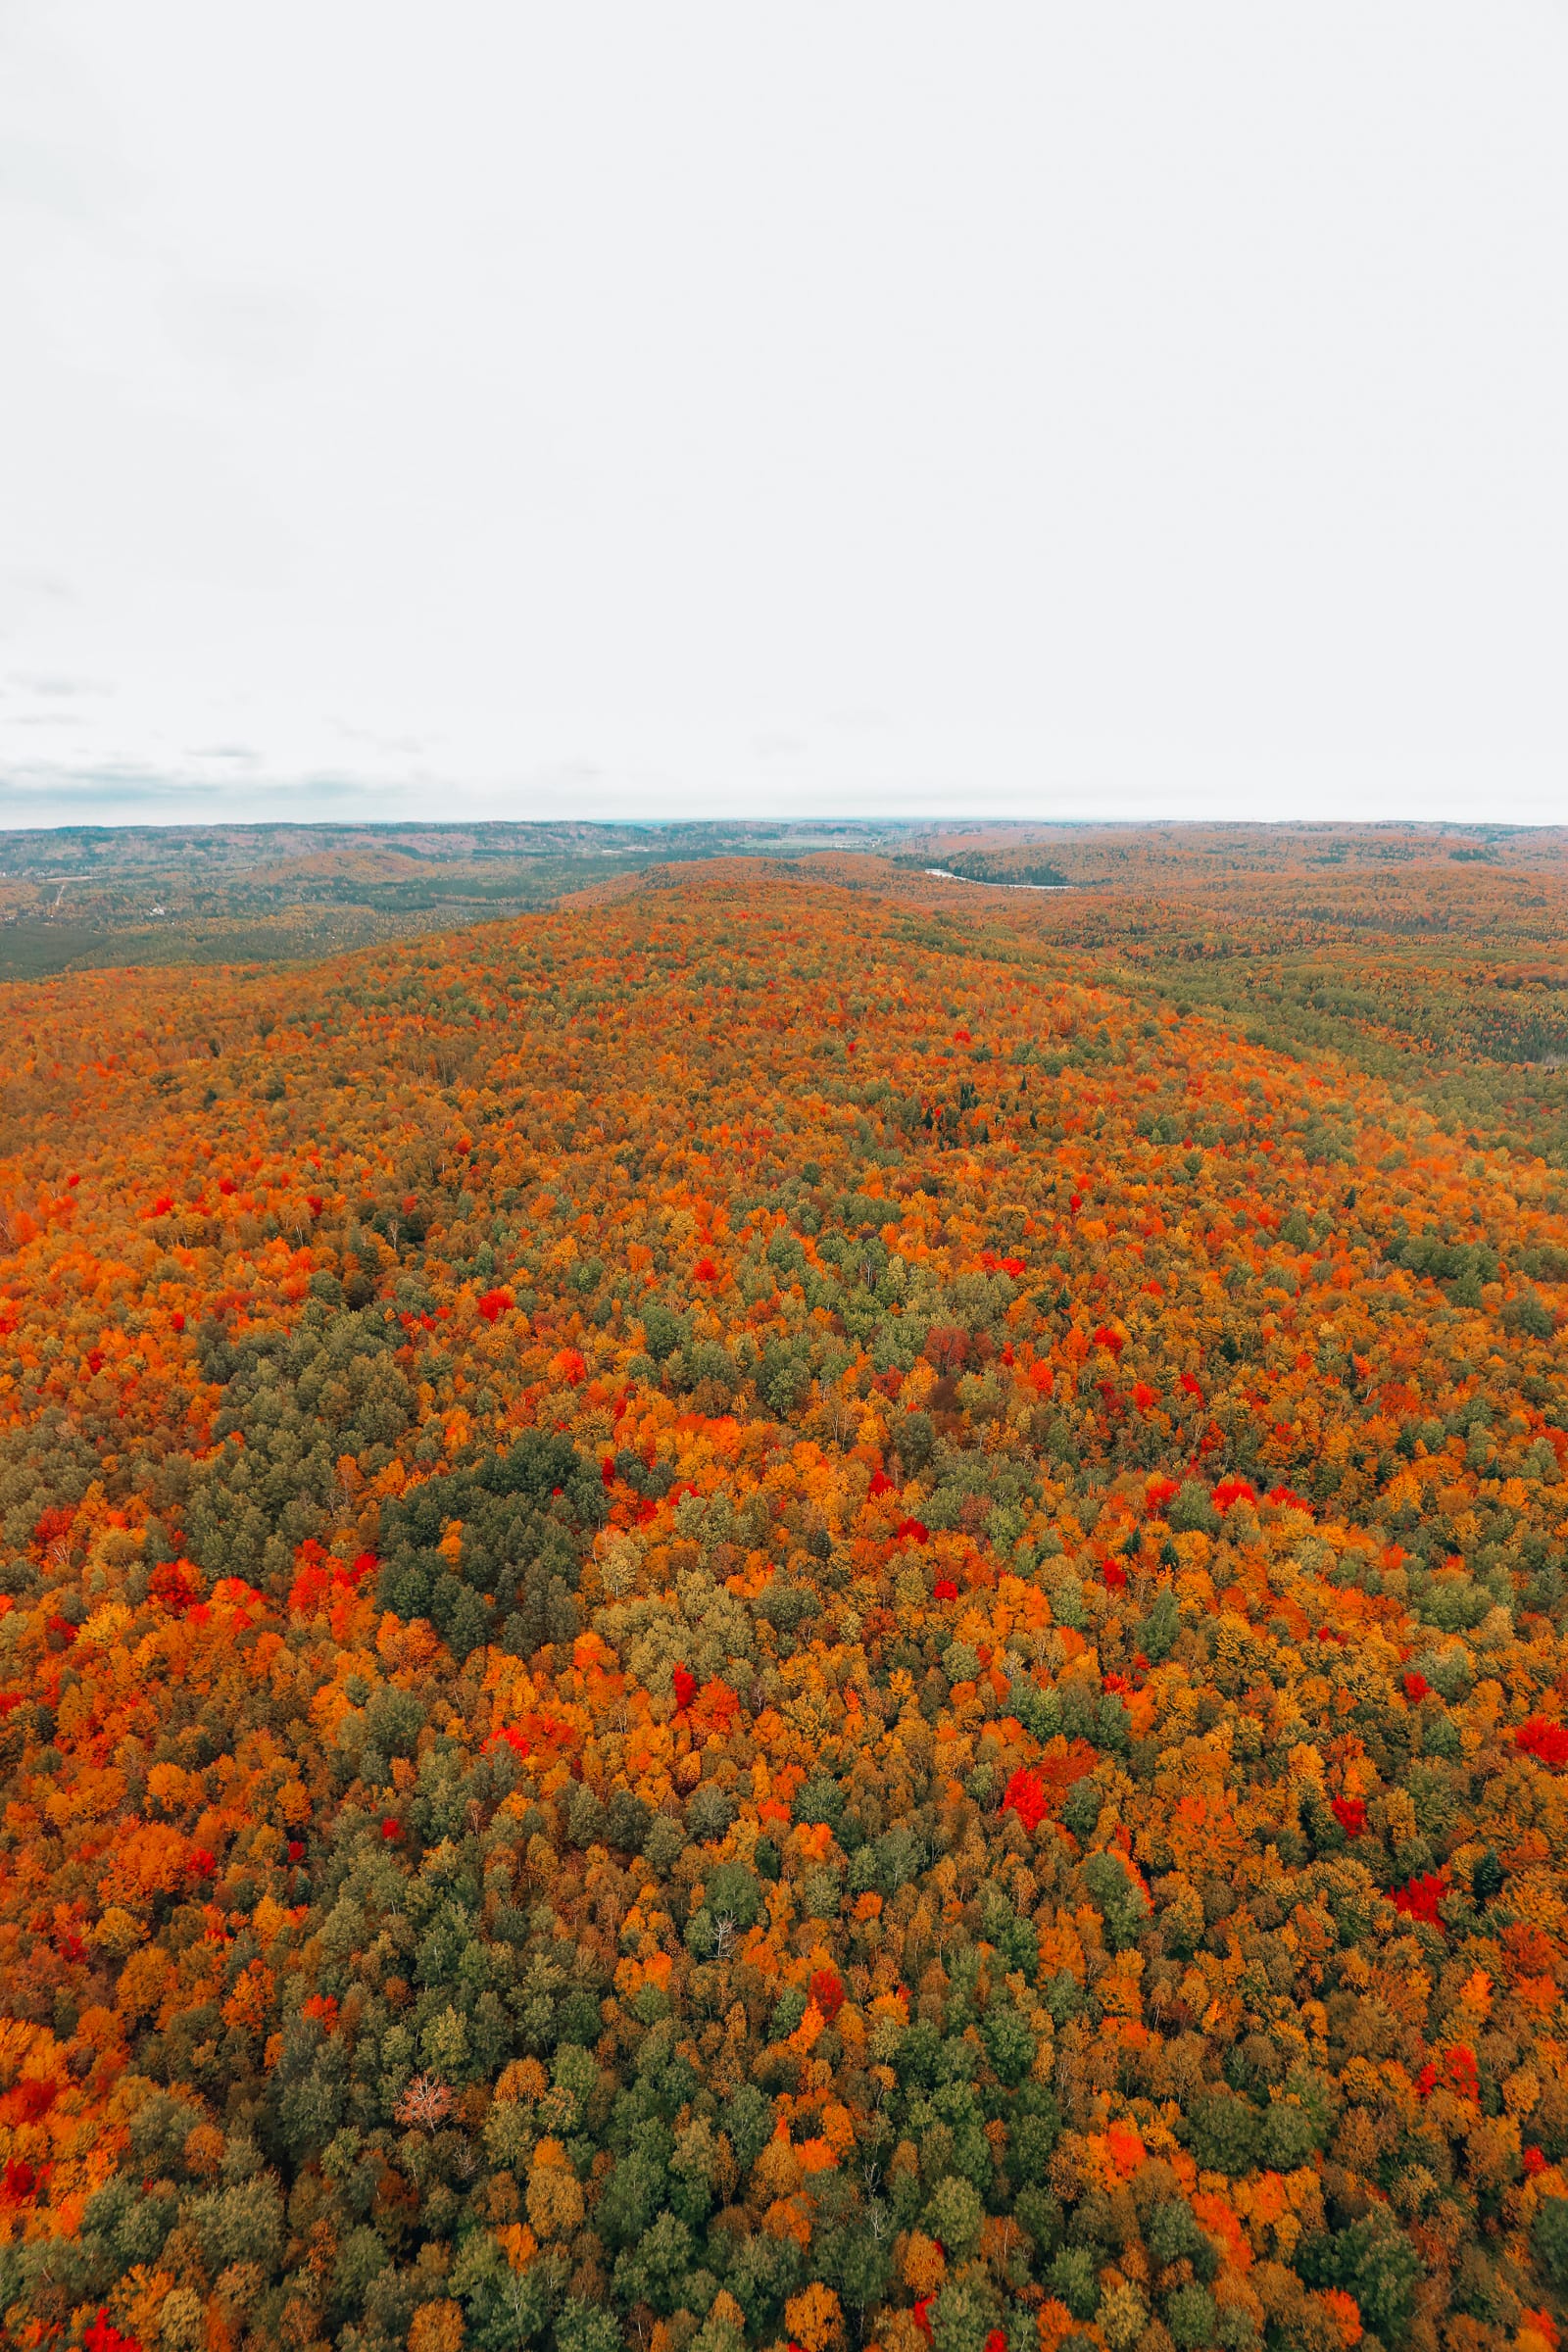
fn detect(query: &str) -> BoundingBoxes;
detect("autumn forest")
[4,827,1568,2352]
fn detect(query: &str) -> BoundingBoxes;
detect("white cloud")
[1,2,1565,826]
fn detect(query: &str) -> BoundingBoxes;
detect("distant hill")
[2,816,1564,980]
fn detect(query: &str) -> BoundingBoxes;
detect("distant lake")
[924,866,1074,892]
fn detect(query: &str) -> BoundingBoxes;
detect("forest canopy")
[2,855,1568,2352]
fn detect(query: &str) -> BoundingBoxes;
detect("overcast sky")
[2,4,1565,830]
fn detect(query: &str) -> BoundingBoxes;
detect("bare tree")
[393,2075,452,2131]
